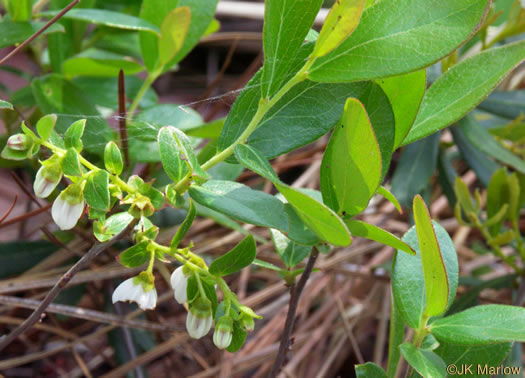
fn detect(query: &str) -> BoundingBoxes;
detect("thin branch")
[0,0,80,65]
[0,227,130,353]
[118,69,130,169]
[0,195,17,224]
[0,203,51,229]
[269,248,319,378]
[0,295,182,332]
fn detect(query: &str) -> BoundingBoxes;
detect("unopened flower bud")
[213,316,233,350]
[239,313,255,332]
[186,297,213,339]
[34,165,62,198]
[51,184,85,230]
[7,134,31,151]
[170,266,190,304]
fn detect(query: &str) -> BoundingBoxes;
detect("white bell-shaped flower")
[7,134,30,151]
[213,316,233,350]
[112,277,157,310]
[186,297,213,339]
[170,266,189,304]
[52,185,85,230]
[34,166,62,198]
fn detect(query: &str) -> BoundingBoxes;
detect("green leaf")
[355,362,387,378]
[436,343,511,378]
[170,199,196,249]
[41,9,161,34]
[413,195,449,318]
[94,212,134,242]
[118,241,150,268]
[85,170,110,211]
[252,258,284,272]
[36,114,57,141]
[209,235,256,276]
[458,116,525,174]
[451,126,500,187]
[399,343,446,378]
[275,183,351,246]
[270,229,311,268]
[320,98,382,217]
[376,70,426,149]
[226,320,247,353]
[391,133,440,209]
[0,100,13,110]
[312,0,366,59]
[377,186,402,214]
[158,126,188,183]
[404,40,525,145]
[168,0,219,67]
[189,180,287,229]
[486,168,509,236]
[430,305,525,345]
[171,127,209,180]
[188,180,317,245]
[345,220,414,255]
[62,148,82,176]
[0,21,64,48]
[7,0,31,21]
[32,74,114,154]
[308,0,490,83]
[104,141,123,176]
[139,0,179,71]
[64,119,86,152]
[159,7,191,66]
[478,90,525,120]
[392,221,458,329]
[234,144,279,182]
[261,0,323,98]
[219,60,394,160]
[62,49,144,78]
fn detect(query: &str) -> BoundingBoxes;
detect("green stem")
[194,272,207,299]
[174,58,314,192]
[127,70,160,120]
[146,246,156,275]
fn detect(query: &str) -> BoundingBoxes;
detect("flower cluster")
[2,114,260,351]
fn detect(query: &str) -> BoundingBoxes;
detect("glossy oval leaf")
[399,343,447,378]
[270,229,311,268]
[413,195,449,318]
[392,220,458,329]
[62,49,144,77]
[345,220,414,255]
[139,0,179,71]
[118,240,150,268]
[84,170,110,211]
[320,98,382,217]
[404,40,525,145]
[234,144,279,182]
[376,70,426,149]
[308,0,490,83]
[261,0,323,98]
[36,114,57,141]
[168,0,219,67]
[0,21,64,48]
[312,0,367,59]
[41,9,160,34]
[209,235,256,276]
[219,65,394,160]
[275,183,351,246]
[159,7,191,66]
[158,126,188,183]
[171,127,209,180]
[355,362,387,378]
[430,305,525,345]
